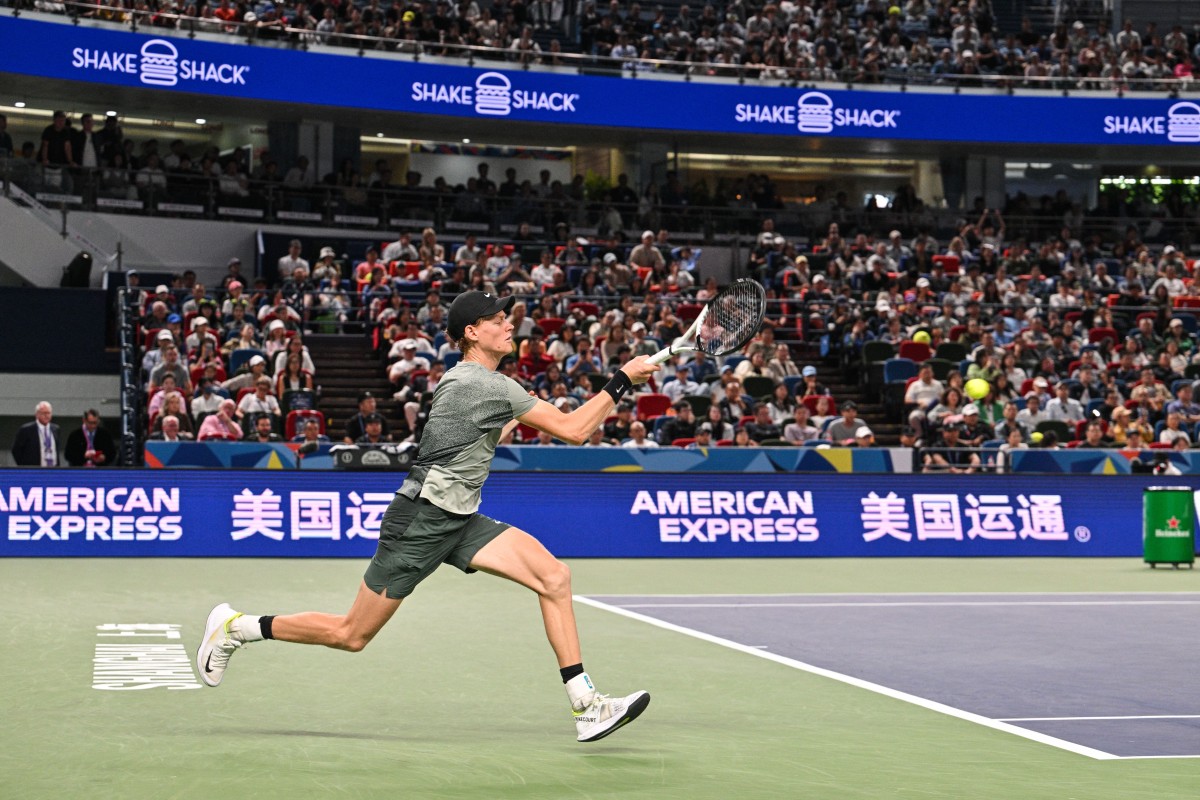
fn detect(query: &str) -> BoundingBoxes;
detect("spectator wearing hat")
[218,257,243,291]
[601,252,632,294]
[344,392,391,444]
[311,247,341,285]
[922,425,980,473]
[354,413,388,446]
[662,363,701,403]
[221,353,269,396]
[628,322,657,359]
[687,423,715,450]
[825,400,861,443]
[853,427,875,448]
[629,230,665,273]
[798,365,829,397]
[958,404,993,446]
[142,328,178,385]
[276,239,308,285]
[602,401,635,442]
[197,399,243,441]
[184,316,219,356]
[388,339,432,385]
[657,401,698,445]
[221,280,251,320]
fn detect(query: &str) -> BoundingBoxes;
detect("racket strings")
[698,281,765,355]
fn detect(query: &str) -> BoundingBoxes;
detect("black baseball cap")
[448,290,516,340]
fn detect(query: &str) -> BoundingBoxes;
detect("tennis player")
[198,290,659,743]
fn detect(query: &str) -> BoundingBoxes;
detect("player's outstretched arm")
[518,356,659,444]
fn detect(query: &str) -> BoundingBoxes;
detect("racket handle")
[646,347,675,366]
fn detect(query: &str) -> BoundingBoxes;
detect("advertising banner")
[1,469,1193,558]
[1,17,1196,146]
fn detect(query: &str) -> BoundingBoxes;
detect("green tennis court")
[2,557,1198,799]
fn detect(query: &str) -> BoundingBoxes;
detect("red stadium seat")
[539,317,565,335]
[801,395,835,415]
[1088,327,1119,346]
[671,438,697,447]
[636,393,672,420]
[286,410,325,439]
[897,340,932,363]
[933,254,960,274]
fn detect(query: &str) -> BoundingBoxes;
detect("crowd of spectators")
[118,168,1200,458]
[21,0,1200,89]
[134,261,326,443]
[770,206,1200,469]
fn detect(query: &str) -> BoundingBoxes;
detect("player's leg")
[196,582,401,687]
[467,527,580,666]
[197,494,423,687]
[271,580,401,651]
[468,526,650,742]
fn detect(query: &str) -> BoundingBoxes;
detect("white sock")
[230,614,264,643]
[565,672,597,712]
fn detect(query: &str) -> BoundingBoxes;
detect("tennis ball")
[1031,432,1044,444]
[964,378,991,400]
[912,330,931,345]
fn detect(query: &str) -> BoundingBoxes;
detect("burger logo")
[797,91,834,133]
[1167,102,1200,143]
[139,39,179,87]
[474,72,512,116]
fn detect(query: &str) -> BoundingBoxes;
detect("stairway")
[810,361,901,447]
[305,334,394,442]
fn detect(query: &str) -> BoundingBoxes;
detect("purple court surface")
[580,592,1200,759]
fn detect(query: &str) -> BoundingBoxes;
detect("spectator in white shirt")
[530,249,563,289]
[236,376,282,422]
[1044,383,1084,423]
[662,363,702,402]
[622,421,659,448]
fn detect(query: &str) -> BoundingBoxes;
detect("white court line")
[612,600,1200,609]
[575,594,1119,761]
[998,719,1200,724]
[591,591,1200,598]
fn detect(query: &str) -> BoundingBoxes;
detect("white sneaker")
[196,603,244,687]
[574,690,651,742]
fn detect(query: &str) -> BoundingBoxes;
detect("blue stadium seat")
[443,351,462,369]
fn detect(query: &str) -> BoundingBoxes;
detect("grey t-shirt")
[399,361,537,515]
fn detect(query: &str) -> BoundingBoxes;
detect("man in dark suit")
[65,409,118,467]
[11,401,61,467]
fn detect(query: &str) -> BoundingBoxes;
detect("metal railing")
[5,159,1198,248]
[6,1,1196,94]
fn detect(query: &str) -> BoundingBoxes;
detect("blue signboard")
[0,469,1193,558]
[1,17,1197,146]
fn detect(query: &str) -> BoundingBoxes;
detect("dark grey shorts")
[362,493,510,599]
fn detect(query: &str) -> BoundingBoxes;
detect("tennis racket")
[647,279,767,366]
